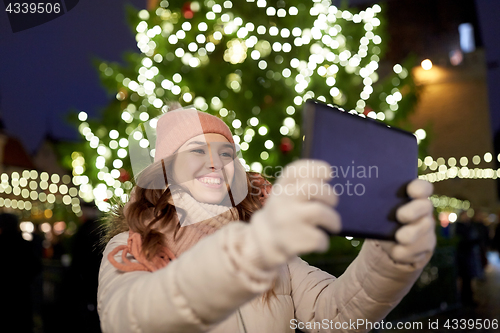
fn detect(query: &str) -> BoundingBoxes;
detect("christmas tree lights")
[65,0,421,211]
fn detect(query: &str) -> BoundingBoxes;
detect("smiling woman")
[98,106,436,333]
[103,107,255,263]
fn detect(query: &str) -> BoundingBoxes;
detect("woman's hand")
[248,160,341,269]
[379,179,436,265]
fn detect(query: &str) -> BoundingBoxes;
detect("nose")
[206,145,223,170]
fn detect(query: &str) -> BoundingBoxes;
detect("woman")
[98,107,436,332]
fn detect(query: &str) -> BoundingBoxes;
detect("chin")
[190,182,232,205]
[192,193,226,205]
[198,197,224,205]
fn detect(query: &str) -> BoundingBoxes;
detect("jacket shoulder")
[103,232,129,254]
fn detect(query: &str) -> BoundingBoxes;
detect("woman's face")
[172,133,235,204]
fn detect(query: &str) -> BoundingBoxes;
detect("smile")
[196,176,223,188]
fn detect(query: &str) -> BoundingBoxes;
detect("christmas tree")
[61,0,421,211]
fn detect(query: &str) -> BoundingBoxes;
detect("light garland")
[0,170,82,216]
[419,167,499,183]
[418,151,498,183]
[431,194,473,228]
[430,194,470,211]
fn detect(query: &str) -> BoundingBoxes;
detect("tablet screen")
[302,100,418,240]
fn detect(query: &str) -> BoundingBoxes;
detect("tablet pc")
[301,100,418,240]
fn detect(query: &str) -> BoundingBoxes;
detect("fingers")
[277,160,332,185]
[396,198,434,224]
[295,227,331,254]
[390,230,436,264]
[300,179,338,207]
[269,159,339,207]
[381,210,436,264]
[410,253,429,263]
[273,214,332,256]
[272,178,338,206]
[407,179,433,199]
[395,215,435,245]
[298,202,342,233]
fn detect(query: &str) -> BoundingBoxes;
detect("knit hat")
[154,108,234,163]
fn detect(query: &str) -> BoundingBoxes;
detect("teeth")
[199,177,221,185]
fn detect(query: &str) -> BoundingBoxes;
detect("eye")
[221,152,233,158]
[191,148,205,154]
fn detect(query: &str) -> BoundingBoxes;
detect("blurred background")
[0,0,499,332]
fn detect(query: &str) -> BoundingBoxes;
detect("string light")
[421,59,433,70]
[418,151,499,183]
[0,170,81,215]
[430,194,470,211]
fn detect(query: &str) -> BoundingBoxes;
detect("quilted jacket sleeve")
[289,240,431,333]
[97,222,276,333]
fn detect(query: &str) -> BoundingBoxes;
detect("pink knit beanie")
[154,108,234,163]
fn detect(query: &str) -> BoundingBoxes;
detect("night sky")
[0,0,145,153]
[1,0,499,154]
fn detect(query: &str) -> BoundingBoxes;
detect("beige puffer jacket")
[98,221,429,333]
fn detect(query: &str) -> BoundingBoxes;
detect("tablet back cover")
[302,100,418,240]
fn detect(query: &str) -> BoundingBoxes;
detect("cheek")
[177,156,204,179]
[225,163,236,185]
